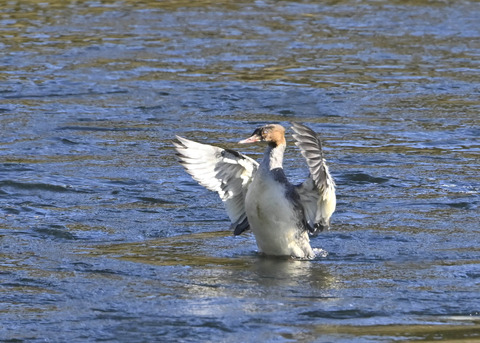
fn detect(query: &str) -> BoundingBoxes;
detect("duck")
[173,122,336,259]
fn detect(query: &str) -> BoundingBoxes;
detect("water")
[1,0,479,342]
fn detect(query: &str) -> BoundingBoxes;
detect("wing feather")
[174,136,259,235]
[291,123,336,234]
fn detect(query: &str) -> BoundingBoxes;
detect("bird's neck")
[263,142,286,170]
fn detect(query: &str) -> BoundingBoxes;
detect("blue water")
[1,1,479,342]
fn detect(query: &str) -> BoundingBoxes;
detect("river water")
[1,1,479,342]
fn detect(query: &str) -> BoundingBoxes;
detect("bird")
[173,122,336,259]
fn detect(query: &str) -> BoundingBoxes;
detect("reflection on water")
[1,0,479,341]
[89,230,336,290]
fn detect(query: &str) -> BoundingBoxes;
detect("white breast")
[245,170,314,259]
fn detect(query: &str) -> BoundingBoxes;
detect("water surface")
[1,0,479,342]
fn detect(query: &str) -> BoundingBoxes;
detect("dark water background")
[1,1,479,342]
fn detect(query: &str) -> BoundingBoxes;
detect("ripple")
[0,180,77,193]
[301,309,382,320]
[339,172,390,184]
[136,196,178,204]
[56,126,149,132]
[32,226,78,241]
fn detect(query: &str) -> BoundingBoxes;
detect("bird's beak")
[238,134,262,144]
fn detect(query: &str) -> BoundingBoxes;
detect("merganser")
[174,123,336,259]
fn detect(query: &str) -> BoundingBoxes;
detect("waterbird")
[173,123,336,259]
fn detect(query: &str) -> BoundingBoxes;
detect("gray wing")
[173,136,259,235]
[291,123,336,234]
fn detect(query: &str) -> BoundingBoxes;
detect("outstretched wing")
[291,123,336,234]
[173,136,259,235]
